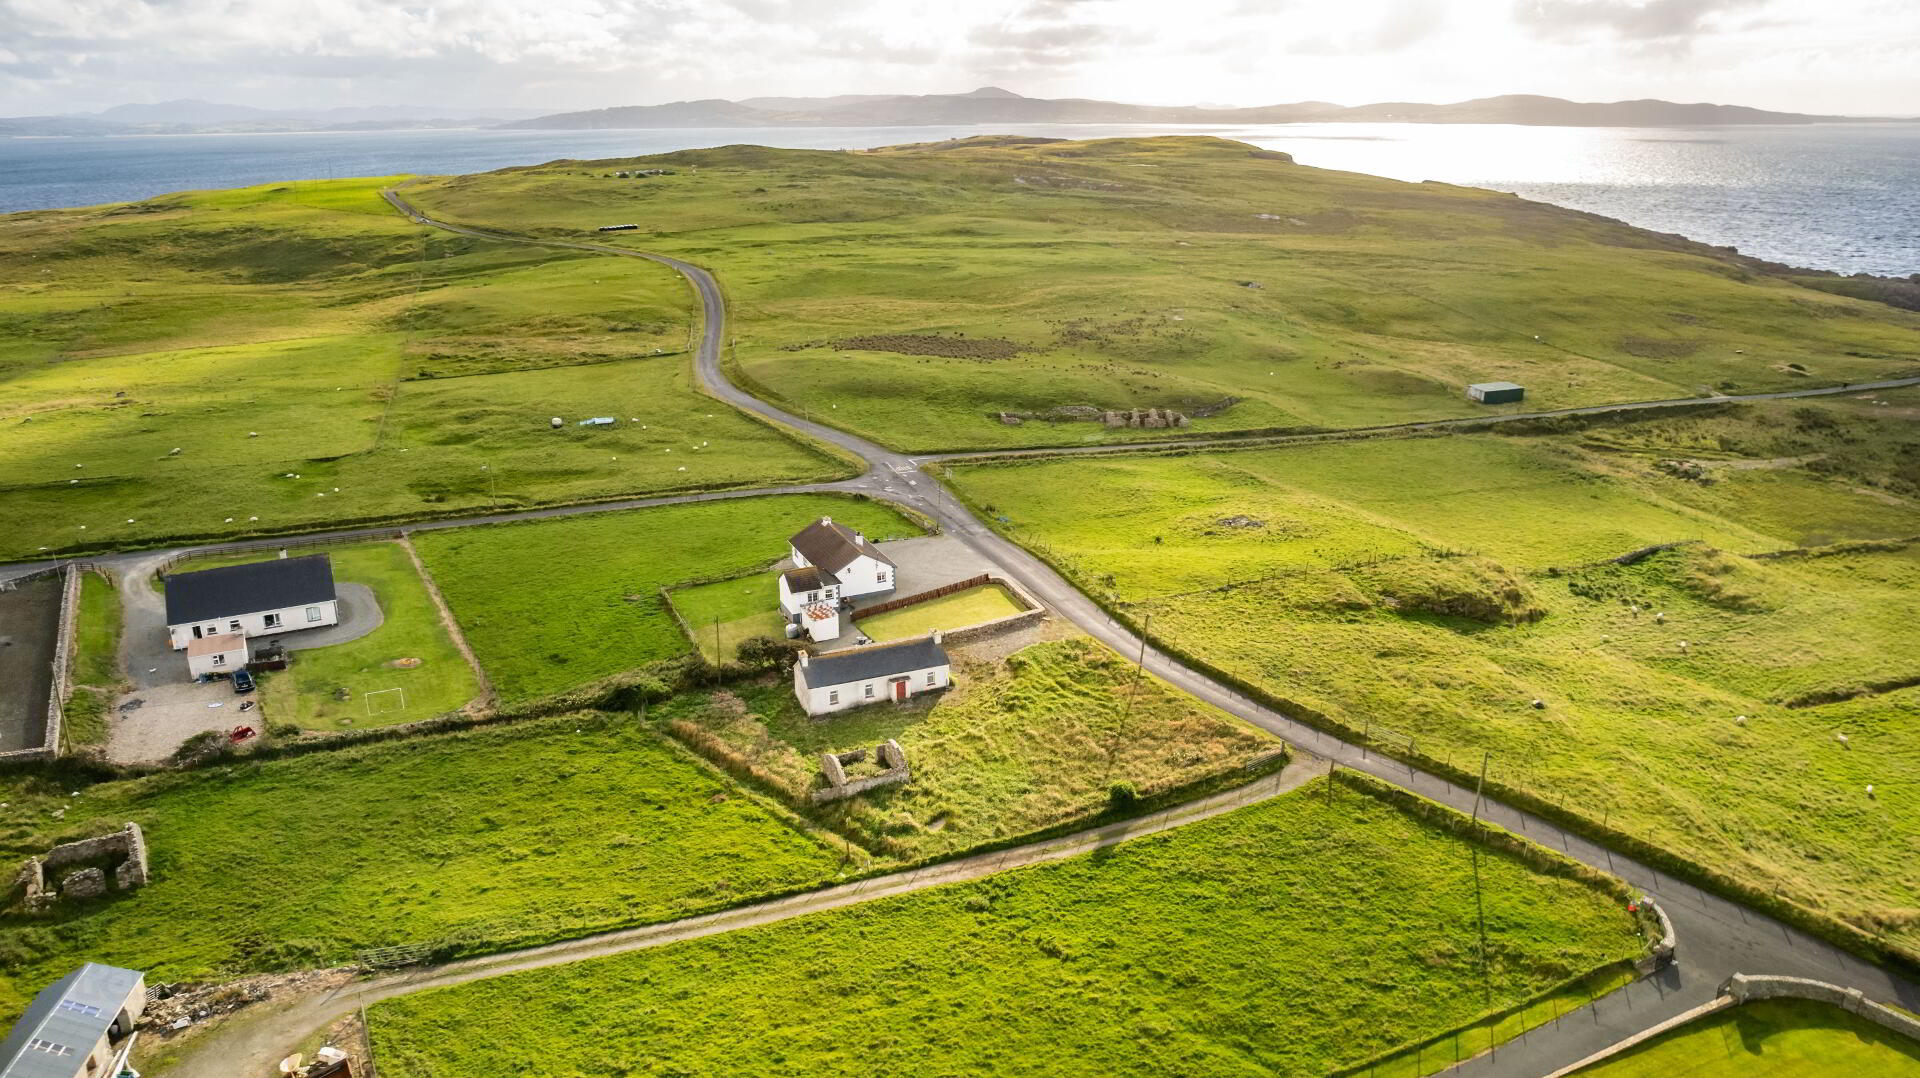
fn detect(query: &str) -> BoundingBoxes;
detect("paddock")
[0,576,63,753]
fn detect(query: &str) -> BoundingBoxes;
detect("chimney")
[797,651,809,667]
[853,530,866,544]
[931,629,942,645]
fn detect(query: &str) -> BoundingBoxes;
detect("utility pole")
[1109,612,1152,781]
[1471,749,1493,1006]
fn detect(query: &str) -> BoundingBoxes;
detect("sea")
[3,121,1916,277]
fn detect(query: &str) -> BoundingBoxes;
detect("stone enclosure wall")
[814,739,910,803]
[11,822,149,911]
[1721,973,1920,1042]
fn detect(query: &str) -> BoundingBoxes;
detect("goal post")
[364,687,406,717]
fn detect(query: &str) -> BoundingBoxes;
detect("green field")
[947,399,1920,957]
[367,779,1642,1076]
[666,637,1277,860]
[857,582,1025,641]
[0,712,838,1021]
[169,542,479,729]
[404,136,1920,453]
[60,570,123,751]
[414,495,922,701]
[0,176,852,560]
[666,571,786,662]
[1577,998,1920,1076]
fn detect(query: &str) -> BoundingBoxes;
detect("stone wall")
[1722,973,1920,1042]
[1632,897,1677,974]
[813,739,910,803]
[12,822,149,911]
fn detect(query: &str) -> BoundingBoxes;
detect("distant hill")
[1,99,554,136]
[507,87,1853,130]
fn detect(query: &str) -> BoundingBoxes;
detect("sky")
[2,0,1916,117]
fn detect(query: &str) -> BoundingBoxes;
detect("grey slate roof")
[163,554,336,626]
[782,565,838,592]
[790,518,894,575]
[0,963,143,1078]
[1468,381,1524,392]
[800,635,949,689]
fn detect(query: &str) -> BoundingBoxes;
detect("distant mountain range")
[0,99,552,137]
[0,88,1869,138]
[506,86,1854,130]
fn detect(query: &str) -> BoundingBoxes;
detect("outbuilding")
[185,632,249,679]
[0,962,145,1078]
[1466,381,1525,404]
[164,554,339,650]
[793,632,950,716]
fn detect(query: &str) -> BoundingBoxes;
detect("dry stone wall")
[814,739,911,803]
[1721,974,1920,1042]
[11,822,149,911]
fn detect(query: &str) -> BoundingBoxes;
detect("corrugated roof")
[163,555,336,626]
[790,518,894,576]
[781,566,838,592]
[800,635,948,689]
[0,963,143,1078]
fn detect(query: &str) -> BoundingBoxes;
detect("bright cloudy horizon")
[2,0,1916,117]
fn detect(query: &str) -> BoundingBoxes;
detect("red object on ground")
[229,725,256,743]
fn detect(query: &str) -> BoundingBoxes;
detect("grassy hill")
[0,177,852,560]
[947,393,1920,959]
[405,136,1920,452]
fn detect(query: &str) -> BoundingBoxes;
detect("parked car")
[230,668,255,694]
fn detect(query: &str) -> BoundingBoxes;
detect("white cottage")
[793,632,951,716]
[164,554,339,650]
[788,517,895,600]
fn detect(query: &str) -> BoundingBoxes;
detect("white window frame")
[306,605,322,622]
[263,612,282,628]
[864,683,875,699]
[229,620,243,633]
[211,654,226,667]
[828,690,839,705]
[926,671,936,686]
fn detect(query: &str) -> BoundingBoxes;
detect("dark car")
[230,668,256,694]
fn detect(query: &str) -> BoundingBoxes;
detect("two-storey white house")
[778,565,843,642]
[793,632,951,716]
[787,517,896,600]
[164,554,339,652]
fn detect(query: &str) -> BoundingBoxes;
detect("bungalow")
[787,517,895,601]
[164,554,339,651]
[793,632,950,716]
[0,962,145,1078]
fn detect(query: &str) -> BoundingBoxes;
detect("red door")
[893,680,908,701]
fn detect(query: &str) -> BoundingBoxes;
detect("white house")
[164,554,339,651]
[793,632,951,716]
[778,566,843,642]
[0,962,145,1078]
[185,633,249,679]
[788,517,895,600]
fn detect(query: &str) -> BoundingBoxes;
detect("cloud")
[1513,0,1770,43]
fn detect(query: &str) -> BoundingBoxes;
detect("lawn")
[666,571,786,663]
[169,542,479,729]
[946,398,1920,959]
[857,582,1025,642]
[1576,998,1920,1076]
[366,779,1644,1077]
[665,636,1279,861]
[0,712,840,1022]
[0,176,853,560]
[405,136,1920,453]
[414,494,922,701]
[60,570,122,751]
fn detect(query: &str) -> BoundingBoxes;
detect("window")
[828,691,839,705]
[263,613,281,628]
[926,671,936,686]
[211,654,226,667]
[864,683,875,698]
[306,605,322,623]
[807,591,819,602]
[58,1000,102,1018]
[27,1039,73,1056]
[229,620,242,633]
[877,571,888,583]
[205,624,219,636]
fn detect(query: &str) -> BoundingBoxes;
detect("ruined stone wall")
[813,739,911,803]
[12,822,149,911]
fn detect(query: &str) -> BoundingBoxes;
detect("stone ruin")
[813,739,910,804]
[1103,407,1190,430]
[11,822,149,912]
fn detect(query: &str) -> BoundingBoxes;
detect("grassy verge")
[415,493,923,701]
[1575,998,1920,1076]
[367,777,1643,1076]
[0,711,841,1021]
[70,571,122,689]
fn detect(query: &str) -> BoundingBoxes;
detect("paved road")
[20,190,1920,1076]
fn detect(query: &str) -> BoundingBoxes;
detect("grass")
[1576,998,1920,1076]
[0,176,853,561]
[404,136,1920,454]
[366,779,1643,1077]
[59,687,109,753]
[665,571,786,663]
[664,636,1278,861]
[946,397,1920,957]
[70,570,121,689]
[0,711,840,1021]
[857,582,1025,641]
[167,543,479,730]
[1362,962,1639,1077]
[414,494,922,701]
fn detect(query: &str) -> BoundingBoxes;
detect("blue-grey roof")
[163,554,335,626]
[1469,381,1524,391]
[801,635,948,689]
[0,963,143,1078]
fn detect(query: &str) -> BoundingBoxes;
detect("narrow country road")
[13,189,1918,1077]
